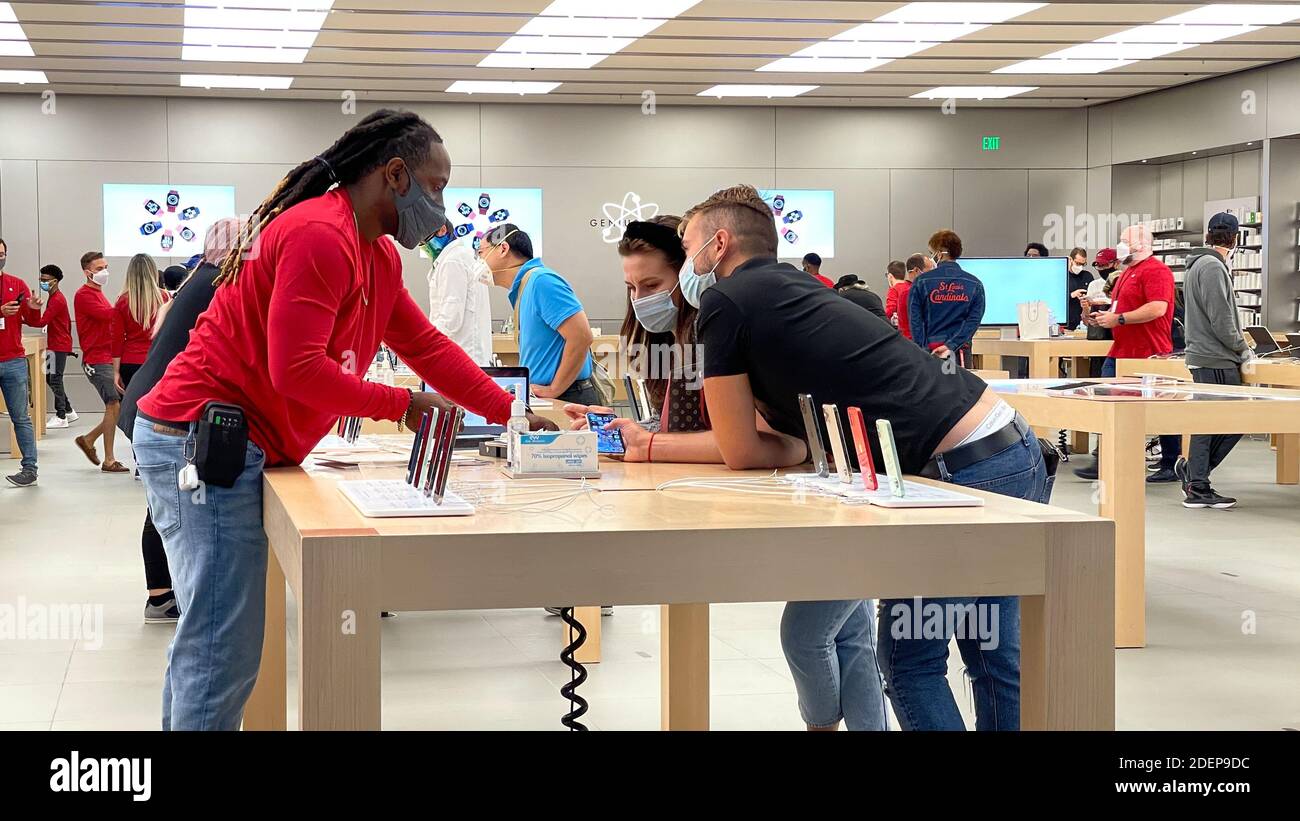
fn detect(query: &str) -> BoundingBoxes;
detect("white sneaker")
[66,410,79,422]
[47,416,70,429]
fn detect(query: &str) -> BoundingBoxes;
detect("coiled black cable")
[558,607,589,731]
[1057,428,1070,462]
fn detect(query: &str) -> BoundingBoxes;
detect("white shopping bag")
[1017,300,1051,339]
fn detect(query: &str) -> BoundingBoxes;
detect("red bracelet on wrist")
[647,432,657,463]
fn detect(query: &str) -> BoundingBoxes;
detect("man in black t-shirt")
[678,184,1052,733]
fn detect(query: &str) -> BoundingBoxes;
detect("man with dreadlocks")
[133,109,554,730]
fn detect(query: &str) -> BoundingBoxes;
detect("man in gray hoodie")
[1180,212,1251,509]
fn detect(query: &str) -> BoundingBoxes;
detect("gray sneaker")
[144,594,180,624]
[5,469,37,488]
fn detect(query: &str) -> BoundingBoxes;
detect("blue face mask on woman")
[631,282,680,333]
[680,233,720,309]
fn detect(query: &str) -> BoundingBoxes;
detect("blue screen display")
[958,257,1069,326]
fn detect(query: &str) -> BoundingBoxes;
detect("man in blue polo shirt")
[475,223,602,404]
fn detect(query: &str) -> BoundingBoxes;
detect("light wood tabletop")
[988,377,1300,649]
[245,454,1115,732]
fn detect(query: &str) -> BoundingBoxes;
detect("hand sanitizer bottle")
[507,399,529,468]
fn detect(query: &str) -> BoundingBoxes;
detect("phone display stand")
[336,406,472,517]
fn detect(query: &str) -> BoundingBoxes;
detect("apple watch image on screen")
[771,194,785,216]
[180,206,200,221]
[783,229,799,244]
[489,208,510,224]
[160,230,174,252]
[478,193,491,215]
[797,393,830,479]
[457,202,474,219]
[875,418,905,498]
[783,210,803,225]
[140,221,163,236]
[821,404,853,485]
[165,189,180,212]
[144,199,161,216]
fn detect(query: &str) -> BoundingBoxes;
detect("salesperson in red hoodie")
[133,109,552,731]
[30,265,77,428]
[73,250,130,472]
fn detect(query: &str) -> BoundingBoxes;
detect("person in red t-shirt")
[29,265,76,427]
[801,253,835,288]
[0,238,45,486]
[111,253,169,395]
[132,109,556,730]
[1074,223,1181,481]
[73,251,129,473]
[898,252,934,341]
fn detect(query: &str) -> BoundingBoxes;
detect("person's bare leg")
[148,588,173,596]
[102,402,120,463]
[83,414,106,446]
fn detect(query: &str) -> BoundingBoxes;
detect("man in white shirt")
[427,234,493,365]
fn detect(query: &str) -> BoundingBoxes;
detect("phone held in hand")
[585,412,626,455]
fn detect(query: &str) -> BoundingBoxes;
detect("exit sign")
[982,136,1001,151]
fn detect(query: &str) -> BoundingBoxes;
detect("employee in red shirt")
[132,109,554,730]
[73,250,128,473]
[0,238,45,487]
[1074,224,1180,481]
[112,253,169,394]
[801,253,835,288]
[899,252,933,341]
[29,265,76,427]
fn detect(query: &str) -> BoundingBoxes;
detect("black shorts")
[84,362,120,405]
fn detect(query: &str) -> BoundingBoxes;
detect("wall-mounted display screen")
[959,256,1068,326]
[103,183,237,258]
[758,189,834,259]
[440,187,544,257]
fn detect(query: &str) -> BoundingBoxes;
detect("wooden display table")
[244,457,1114,731]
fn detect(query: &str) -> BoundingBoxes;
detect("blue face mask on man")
[679,233,721,309]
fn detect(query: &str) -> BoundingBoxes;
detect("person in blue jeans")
[1,251,44,488]
[676,184,1054,730]
[876,419,1052,731]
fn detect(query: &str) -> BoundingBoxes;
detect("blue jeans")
[0,357,37,472]
[132,417,267,731]
[781,599,888,730]
[1100,357,1180,465]
[878,419,1050,730]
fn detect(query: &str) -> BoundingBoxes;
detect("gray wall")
[0,95,1091,333]
[1109,150,1262,235]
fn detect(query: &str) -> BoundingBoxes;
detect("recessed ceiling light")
[180,73,293,90]
[1192,151,1198,154]
[997,4,1300,74]
[0,69,46,84]
[479,0,700,70]
[912,86,1037,99]
[1141,159,1148,163]
[182,1,334,64]
[446,80,561,95]
[758,3,1044,73]
[0,2,36,58]
[699,84,817,98]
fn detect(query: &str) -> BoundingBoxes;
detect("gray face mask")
[392,169,447,250]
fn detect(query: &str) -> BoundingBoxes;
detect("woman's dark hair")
[617,215,694,413]
[217,108,442,286]
[929,230,963,260]
[1024,242,1050,257]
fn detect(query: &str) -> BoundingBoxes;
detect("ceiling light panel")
[0,2,35,58]
[478,0,701,70]
[447,80,560,95]
[182,1,334,64]
[997,4,1300,74]
[699,84,817,98]
[758,2,1044,73]
[0,69,46,84]
[180,73,294,90]
[912,85,1037,99]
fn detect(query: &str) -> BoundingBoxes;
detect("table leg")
[567,606,602,664]
[660,603,709,730]
[244,544,287,730]
[1069,358,1091,454]
[1029,351,1052,379]
[1277,434,1299,485]
[30,351,45,438]
[298,534,380,730]
[1098,405,1146,648]
[1020,520,1115,729]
